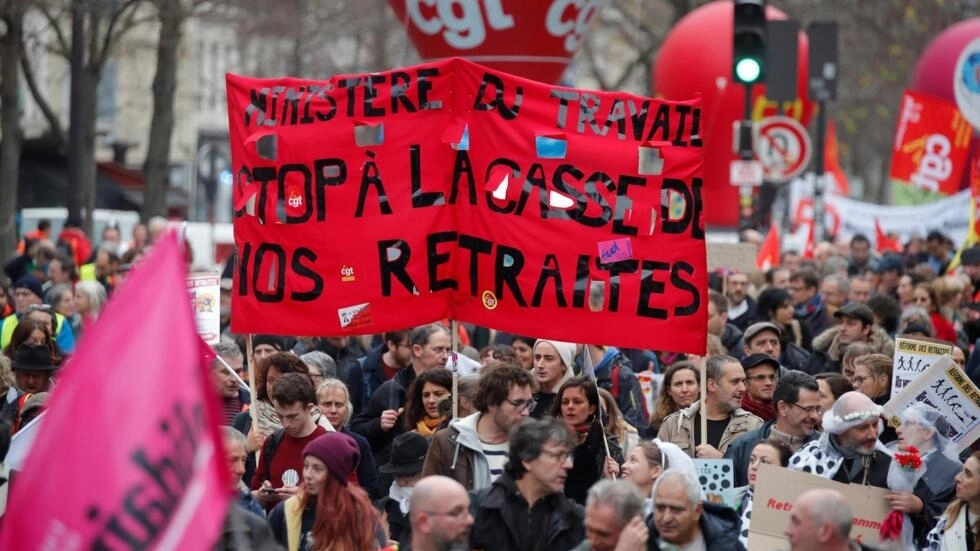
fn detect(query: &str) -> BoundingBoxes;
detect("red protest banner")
[226,58,706,354]
[890,88,972,205]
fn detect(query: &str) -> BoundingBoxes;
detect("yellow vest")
[0,312,67,350]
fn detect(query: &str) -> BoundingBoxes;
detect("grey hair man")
[300,350,337,387]
[649,469,745,551]
[573,479,648,551]
[212,341,247,425]
[785,489,855,551]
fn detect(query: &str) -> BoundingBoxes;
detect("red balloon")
[387,0,605,84]
[911,18,980,102]
[653,0,814,227]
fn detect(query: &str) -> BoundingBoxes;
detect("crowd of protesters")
[4,219,980,550]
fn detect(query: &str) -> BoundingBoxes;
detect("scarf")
[789,439,844,480]
[416,416,445,437]
[739,488,753,547]
[389,481,413,515]
[740,395,774,421]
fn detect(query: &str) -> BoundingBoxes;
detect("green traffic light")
[735,57,762,84]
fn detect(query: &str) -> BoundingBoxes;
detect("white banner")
[892,335,954,398]
[788,176,970,248]
[883,355,980,452]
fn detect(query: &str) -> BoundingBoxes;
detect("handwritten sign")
[226,58,708,353]
[707,242,759,274]
[892,335,954,398]
[748,464,891,550]
[884,354,980,451]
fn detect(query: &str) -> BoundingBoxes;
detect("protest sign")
[883,355,980,451]
[0,233,230,549]
[692,458,737,508]
[892,335,954,398]
[707,242,758,274]
[747,464,891,550]
[226,58,706,353]
[188,272,221,344]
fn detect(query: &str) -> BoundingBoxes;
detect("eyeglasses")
[747,374,779,383]
[788,403,824,415]
[424,508,471,519]
[540,449,573,463]
[505,398,537,412]
[26,304,53,312]
[851,375,871,385]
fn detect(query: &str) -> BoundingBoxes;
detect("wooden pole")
[245,334,259,429]
[450,320,459,420]
[699,356,708,449]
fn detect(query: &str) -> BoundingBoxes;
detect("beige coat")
[656,401,763,458]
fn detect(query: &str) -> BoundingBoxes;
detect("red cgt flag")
[0,232,230,549]
[875,218,903,254]
[757,223,781,270]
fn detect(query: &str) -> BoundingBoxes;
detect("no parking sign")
[755,116,812,183]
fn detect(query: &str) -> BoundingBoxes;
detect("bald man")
[408,475,473,551]
[785,489,862,551]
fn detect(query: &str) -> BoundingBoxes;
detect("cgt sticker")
[481,290,498,310]
[341,265,356,282]
[338,302,373,330]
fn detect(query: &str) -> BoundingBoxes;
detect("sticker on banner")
[638,145,664,175]
[341,265,356,282]
[354,122,384,146]
[338,303,373,329]
[598,238,633,263]
[482,290,498,310]
[536,134,567,159]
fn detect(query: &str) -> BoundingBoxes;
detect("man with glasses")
[0,274,75,353]
[470,417,585,551]
[423,364,535,491]
[407,475,474,551]
[725,371,821,487]
[739,353,779,421]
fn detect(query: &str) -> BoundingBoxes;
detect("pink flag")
[0,232,230,549]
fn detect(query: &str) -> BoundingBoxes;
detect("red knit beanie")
[303,432,360,485]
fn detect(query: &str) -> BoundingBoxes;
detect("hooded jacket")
[656,401,763,458]
[647,500,746,551]
[805,325,895,375]
[592,347,648,428]
[420,412,494,491]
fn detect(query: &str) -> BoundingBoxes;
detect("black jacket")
[647,501,746,551]
[212,502,283,551]
[723,419,818,487]
[909,451,960,546]
[728,297,759,331]
[721,323,744,360]
[359,343,389,403]
[469,472,585,551]
[350,369,416,483]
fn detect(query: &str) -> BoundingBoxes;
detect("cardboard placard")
[892,335,954,398]
[883,355,980,451]
[187,272,221,344]
[747,464,891,550]
[707,242,759,274]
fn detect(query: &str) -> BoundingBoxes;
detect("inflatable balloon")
[653,0,814,227]
[911,18,980,102]
[387,0,606,84]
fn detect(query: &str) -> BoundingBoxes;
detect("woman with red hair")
[268,432,385,551]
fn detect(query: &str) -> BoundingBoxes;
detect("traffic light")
[733,0,767,85]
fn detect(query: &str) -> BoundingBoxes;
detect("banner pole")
[245,334,259,429]
[450,320,459,420]
[699,356,708,449]
[583,344,616,479]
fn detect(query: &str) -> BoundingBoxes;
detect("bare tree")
[22,0,144,237]
[141,0,184,221]
[0,0,25,263]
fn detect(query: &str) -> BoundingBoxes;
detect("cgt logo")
[406,0,602,52]
[341,265,356,282]
[911,134,953,193]
[287,192,303,209]
[481,290,498,310]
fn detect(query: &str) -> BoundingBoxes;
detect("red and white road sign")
[755,116,812,183]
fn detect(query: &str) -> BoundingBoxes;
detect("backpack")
[260,428,287,483]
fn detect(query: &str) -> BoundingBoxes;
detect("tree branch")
[37,4,70,58]
[19,44,66,149]
[94,0,142,72]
